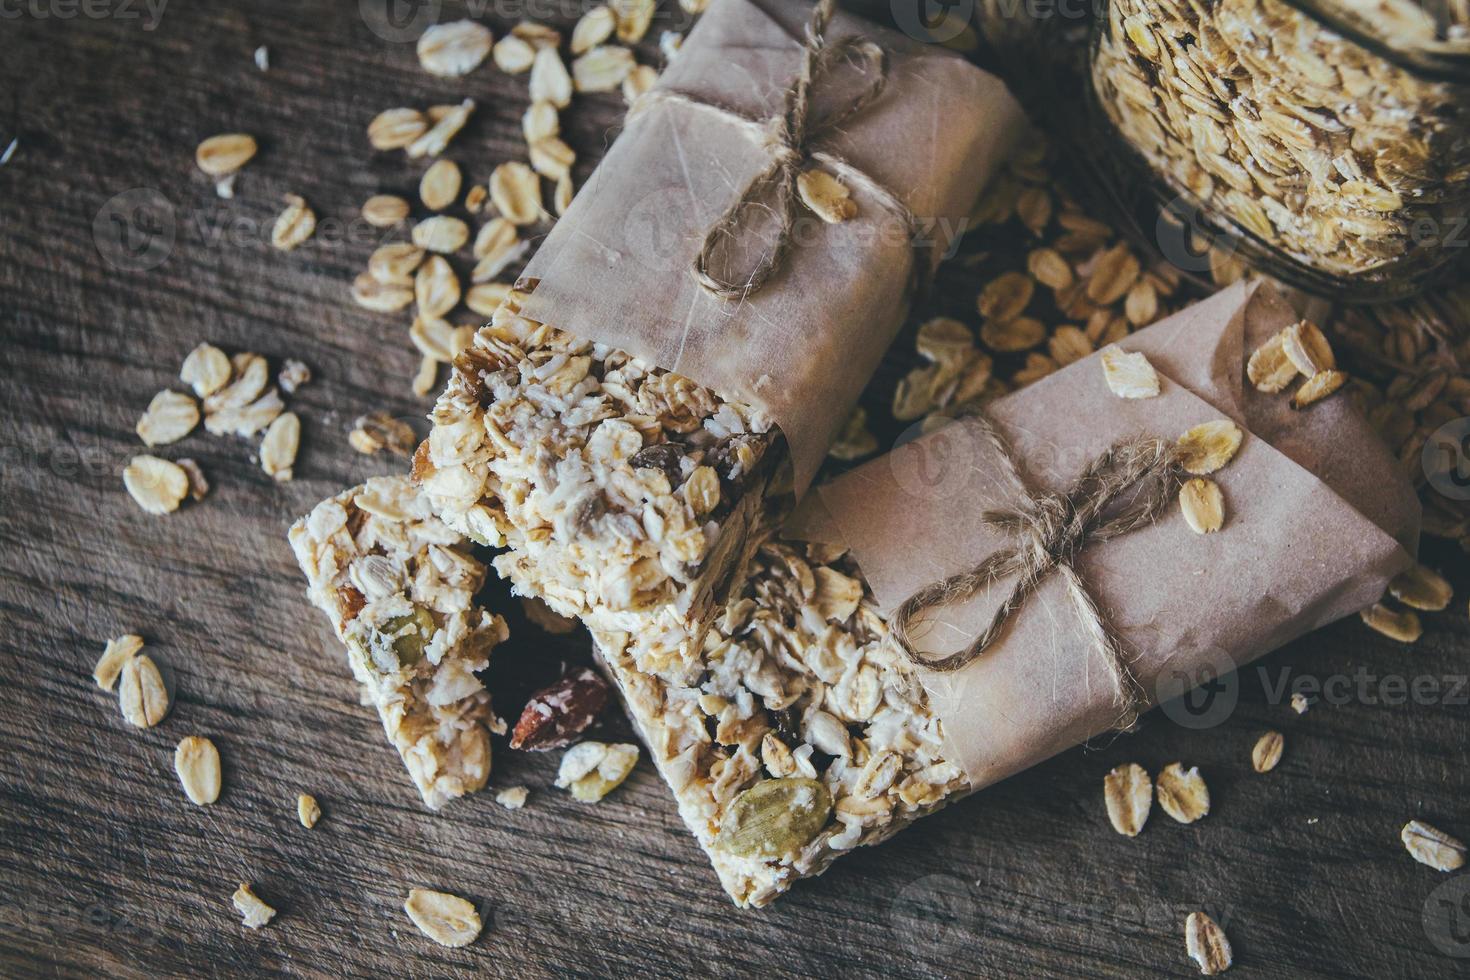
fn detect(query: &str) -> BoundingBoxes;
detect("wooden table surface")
[3,2,1468,977]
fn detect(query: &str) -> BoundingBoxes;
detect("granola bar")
[419,286,786,679]
[288,475,507,809]
[591,537,967,908]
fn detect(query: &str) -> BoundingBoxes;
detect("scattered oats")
[174,736,222,805]
[1281,320,1335,376]
[195,133,257,177]
[136,390,200,447]
[1290,693,1309,714]
[1156,763,1210,823]
[489,162,543,226]
[1048,325,1093,365]
[977,271,1034,323]
[556,741,639,802]
[1185,912,1232,975]
[495,786,529,809]
[1179,478,1224,534]
[260,411,300,482]
[271,194,316,251]
[410,314,457,362]
[611,0,655,43]
[1290,370,1348,410]
[623,63,658,103]
[351,272,414,313]
[203,353,267,413]
[412,356,439,398]
[350,411,416,458]
[277,358,311,395]
[94,634,143,691]
[1176,420,1243,475]
[1100,345,1160,398]
[980,316,1045,353]
[572,45,636,93]
[1402,820,1466,871]
[123,455,189,515]
[417,20,493,78]
[466,282,513,316]
[176,458,209,500]
[572,6,617,54]
[493,33,536,73]
[520,596,578,634]
[1086,243,1141,305]
[419,159,462,211]
[797,169,857,223]
[1027,247,1073,290]
[529,46,573,108]
[522,100,560,143]
[253,45,268,71]
[473,233,529,282]
[1251,731,1284,773]
[232,884,275,930]
[214,173,238,200]
[297,793,321,829]
[660,31,683,61]
[1388,564,1452,611]
[118,653,169,727]
[404,888,481,948]
[511,21,562,49]
[406,99,474,159]
[1360,602,1423,643]
[1016,186,1052,235]
[411,215,469,254]
[1246,330,1299,393]
[828,405,878,461]
[812,566,863,622]
[368,242,425,285]
[1124,279,1159,326]
[554,174,574,216]
[368,108,427,151]
[415,255,461,317]
[529,137,575,181]
[1103,762,1152,837]
[362,194,410,227]
[203,389,283,437]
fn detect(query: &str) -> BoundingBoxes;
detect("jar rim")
[1270,0,1470,83]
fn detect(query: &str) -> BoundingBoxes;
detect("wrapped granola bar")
[289,476,507,809]
[591,282,1419,906]
[419,0,1025,677]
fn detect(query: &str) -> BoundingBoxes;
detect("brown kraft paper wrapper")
[787,280,1420,788]
[518,0,1026,496]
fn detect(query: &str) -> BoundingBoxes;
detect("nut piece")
[1388,564,1452,611]
[1156,763,1210,824]
[1290,370,1347,410]
[1176,420,1243,475]
[260,411,300,482]
[489,162,543,226]
[1185,911,1232,975]
[195,133,257,176]
[1247,331,1300,393]
[1179,478,1224,534]
[174,736,222,805]
[232,884,276,929]
[797,169,857,223]
[1099,345,1160,398]
[94,634,143,690]
[404,888,482,947]
[419,159,462,211]
[297,793,321,828]
[715,777,833,860]
[1402,820,1467,872]
[555,741,639,802]
[123,455,189,515]
[1360,603,1423,643]
[118,653,169,728]
[509,667,610,751]
[495,786,529,809]
[417,20,493,77]
[136,390,199,447]
[1103,762,1152,837]
[180,343,232,398]
[271,194,316,251]
[1251,731,1284,773]
[520,597,577,635]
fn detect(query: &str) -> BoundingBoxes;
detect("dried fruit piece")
[123,455,189,515]
[1360,603,1422,643]
[509,667,610,751]
[1251,731,1283,773]
[233,884,275,929]
[1179,478,1224,534]
[297,793,321,828]
[1281,319,1335,375]
[94,634,143,690]
[419,159,462,211]
[174,736,222,805]
[362,193,410,227]
[572,45,635,93]
[404,888,481,947]
[489,162,543,226]
[1176,420,1243,475]
[136,390,200,447]
[1291,370,1347,409]
[180,343,231,398]
[1156,763,1210,823]
[195,133,257,176]
[411,215,469,254]
[260,411,300,482]
[797,169,857,223]
[1402,820,1466,871]
[1388,564,1452,611]
[1246,330,1299,393]
[1099,345,1160,398]
[715,777,833,859]
[496,786,529,809]
[271,194,316,251]
[1185,912,1232,975]
[1103,762,1152,837]
[368,108,427,150]
[118,653,169,727]
[417,20,492,77]
[555,741,639,802]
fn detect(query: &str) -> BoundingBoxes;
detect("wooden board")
[2,2,1467,976]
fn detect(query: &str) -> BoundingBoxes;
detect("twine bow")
[626,0,924,300]
[890,412,1184,730]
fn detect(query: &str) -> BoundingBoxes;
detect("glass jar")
[1087,0,1470,301]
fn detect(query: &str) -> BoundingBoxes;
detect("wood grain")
[2,2,1468,977]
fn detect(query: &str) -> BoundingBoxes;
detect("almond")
[509,667,610,751]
